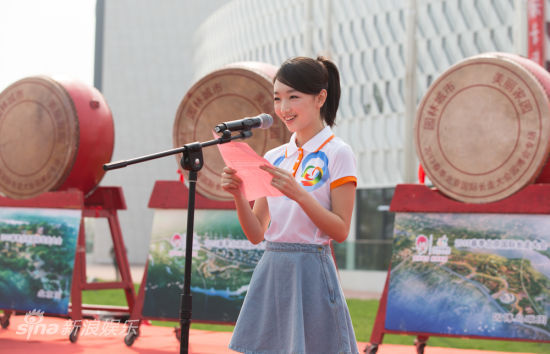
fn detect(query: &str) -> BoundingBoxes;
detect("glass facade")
[334,187,395,271]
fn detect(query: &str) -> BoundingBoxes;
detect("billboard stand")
[365,269,428,354]
[122,180,238,347]
[365,183,550,353]
[0,187,136,343]
[122,181,340,348]
[103,129,254,354]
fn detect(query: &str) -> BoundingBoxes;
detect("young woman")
[221,56,358,354]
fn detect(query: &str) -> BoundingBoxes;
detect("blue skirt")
[229,242,359,354]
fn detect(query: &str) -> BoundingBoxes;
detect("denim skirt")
[229,241,359,354]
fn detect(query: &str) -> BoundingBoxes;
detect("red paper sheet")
[217,140,283,201]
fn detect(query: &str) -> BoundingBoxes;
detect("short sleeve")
[264,145,286,166]
[329,142,357,189]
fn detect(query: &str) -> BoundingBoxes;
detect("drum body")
[173,62,290,201]
[415,53,550,203]
[0,76,114,199]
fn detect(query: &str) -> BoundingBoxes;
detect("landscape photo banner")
[142,209,264,323]
[0,207,81,314]
[386,212,550,341]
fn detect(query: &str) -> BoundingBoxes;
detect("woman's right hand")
[221,166,243,198]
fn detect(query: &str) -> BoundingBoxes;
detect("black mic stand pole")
[103,129,252,354]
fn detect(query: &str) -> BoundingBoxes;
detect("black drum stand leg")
[414,335,429,354]
[0,310,12,329]
[364,342,379,353]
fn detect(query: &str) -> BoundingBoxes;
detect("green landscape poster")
[386,212,550,341]
[142,209,264,323]
[0,207,81,314]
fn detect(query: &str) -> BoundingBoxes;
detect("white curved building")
[190,0,526,290]
[97,0,542,292]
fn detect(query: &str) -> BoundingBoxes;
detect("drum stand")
[0,187,136,343]
[69,187,136,342]
[104,129,252,354]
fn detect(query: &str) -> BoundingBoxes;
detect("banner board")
[386,212,550,341]
[527,0,545,66]
[0,207,81,314]
[142,209,264,322]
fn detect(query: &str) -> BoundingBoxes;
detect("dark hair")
[274,56,341,127]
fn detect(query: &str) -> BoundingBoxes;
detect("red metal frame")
[368,183,550,350]
[0,187,136,340]
[76,187,136,318]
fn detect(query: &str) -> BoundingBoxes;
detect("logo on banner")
[168,233,199,258]
[171,234,183,249]
[413,234,451,263]
[415,235,430,255]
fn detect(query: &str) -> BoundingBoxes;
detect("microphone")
[214,113,273,133]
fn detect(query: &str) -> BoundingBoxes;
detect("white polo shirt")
[263,126,357,245]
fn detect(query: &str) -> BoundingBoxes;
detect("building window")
[334,187,395,271]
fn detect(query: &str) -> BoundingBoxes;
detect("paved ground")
[86,263,382,300]
[4,315,532,354]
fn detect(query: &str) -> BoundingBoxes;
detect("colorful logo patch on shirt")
[300,151,329,191]
[301,166,323,186]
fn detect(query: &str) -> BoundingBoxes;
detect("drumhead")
[415,54,550,203]
[173,62,290,201]
[0,76,79,199]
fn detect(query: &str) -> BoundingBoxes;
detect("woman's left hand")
[260,164,305,201]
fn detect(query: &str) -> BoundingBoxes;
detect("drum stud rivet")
[90,100,100,109]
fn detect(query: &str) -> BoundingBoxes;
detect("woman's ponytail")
[317,56,341,127]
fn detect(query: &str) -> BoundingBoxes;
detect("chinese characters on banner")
[527,0,545,66]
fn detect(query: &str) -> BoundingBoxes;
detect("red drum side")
[495,53,550,184]
[56,79,114,195]
[0,76,114,199]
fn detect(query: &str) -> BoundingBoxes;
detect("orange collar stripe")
[287,134,334,177]
[292,148,304,177]
[315,135,334,152]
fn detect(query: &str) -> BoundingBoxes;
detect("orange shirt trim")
[315,135,334,152]
[330,176,357,190]
[292,148,304,177]
[288,134,335,177]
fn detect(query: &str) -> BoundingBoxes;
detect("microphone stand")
[104,129,253,354]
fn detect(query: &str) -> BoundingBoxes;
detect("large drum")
[415,53,550,203]
[0,76,114,199]
[173,62,291,201]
